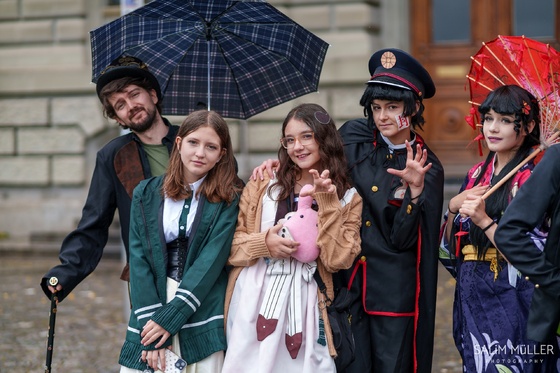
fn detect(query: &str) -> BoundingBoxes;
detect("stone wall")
[0,0,400,248]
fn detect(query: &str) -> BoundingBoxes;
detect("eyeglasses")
[280,132,315,149]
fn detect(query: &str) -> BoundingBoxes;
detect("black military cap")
[96,56,162,101]
[367,48,435,99]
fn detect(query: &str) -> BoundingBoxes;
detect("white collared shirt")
[163,175,206,242]
[380,132,416,152]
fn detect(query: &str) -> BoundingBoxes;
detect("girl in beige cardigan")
[223,103,362,373]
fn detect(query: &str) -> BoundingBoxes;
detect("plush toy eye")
[299,215,304,218]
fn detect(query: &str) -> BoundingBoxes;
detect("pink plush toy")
[278,184,320,263]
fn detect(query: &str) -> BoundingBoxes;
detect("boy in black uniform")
[339,48,444,373]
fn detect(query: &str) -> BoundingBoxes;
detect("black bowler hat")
[367,48,435,99]
[96,56,162,101]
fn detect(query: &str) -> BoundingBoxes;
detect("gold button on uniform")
[535,284,540,288]
[365,220,372,227]
[360,256,366,262]
[371,186,378,192]
[525,276,530,281]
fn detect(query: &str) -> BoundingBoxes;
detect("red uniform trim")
[346,228,424,372]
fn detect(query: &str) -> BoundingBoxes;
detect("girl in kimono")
[222,103,363,372]
[119,110,242,373]
[440,85,557,372]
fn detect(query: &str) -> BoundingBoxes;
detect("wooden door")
[411,0,560,179]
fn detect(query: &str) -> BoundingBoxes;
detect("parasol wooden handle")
[482,132,560,200]
[481,147,543,200]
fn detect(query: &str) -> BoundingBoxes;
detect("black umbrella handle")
[45,277,58,373]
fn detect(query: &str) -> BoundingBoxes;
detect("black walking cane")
[45,277,59,373]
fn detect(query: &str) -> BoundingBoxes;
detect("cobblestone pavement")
[0,252,462,372]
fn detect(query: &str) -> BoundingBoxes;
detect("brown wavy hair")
[99,76,163,125]
[271,103,350,200]
[163,110,242,203]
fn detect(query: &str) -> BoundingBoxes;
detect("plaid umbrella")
[90,0,329,119]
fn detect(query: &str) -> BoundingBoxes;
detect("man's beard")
[127,107,157,133]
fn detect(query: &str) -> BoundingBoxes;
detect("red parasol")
[466,35,560,199]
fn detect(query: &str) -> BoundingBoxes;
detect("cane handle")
[48,277,58,287]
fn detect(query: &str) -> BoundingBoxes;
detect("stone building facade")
[0,0,408,248]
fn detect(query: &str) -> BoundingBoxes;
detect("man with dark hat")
[338,48,444,372]
[40,56,180,302]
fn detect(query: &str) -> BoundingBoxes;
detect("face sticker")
[395,114,410,131]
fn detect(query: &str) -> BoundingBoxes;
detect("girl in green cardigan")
[119,110,242,373]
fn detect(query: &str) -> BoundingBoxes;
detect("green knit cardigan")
[119,175,239,369]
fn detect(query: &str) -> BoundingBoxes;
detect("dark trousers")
[343,303,414,373]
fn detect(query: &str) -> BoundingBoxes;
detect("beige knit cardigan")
[224,174,363,357]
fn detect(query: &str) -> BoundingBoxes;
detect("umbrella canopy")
[467,35,560,145]
[90,0,329,119]
[466,35,560,199]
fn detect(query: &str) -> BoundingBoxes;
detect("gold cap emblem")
[380,51,397,69]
